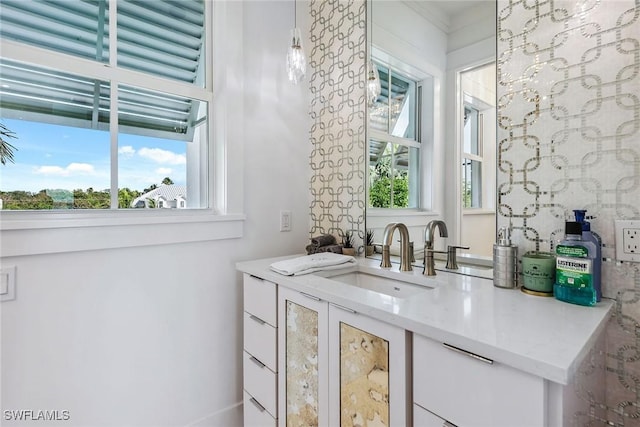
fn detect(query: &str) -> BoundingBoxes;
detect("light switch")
[1,266,16,302]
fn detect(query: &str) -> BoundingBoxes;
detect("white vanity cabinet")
[277,286,409,427]
[413,335,551,427]
[243,274,278,427]
[328,302,410,427]
[239,257,611,427]
[277,287,329,426]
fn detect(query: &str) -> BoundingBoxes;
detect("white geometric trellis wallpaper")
[308,0,367,249]
[497,0,639,425]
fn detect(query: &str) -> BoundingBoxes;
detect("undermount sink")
[326,271,432,298]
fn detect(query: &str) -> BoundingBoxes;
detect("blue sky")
[0,118,186,193]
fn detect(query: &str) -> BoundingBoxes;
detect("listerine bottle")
[554,221,597,306]
[573,210,602,301]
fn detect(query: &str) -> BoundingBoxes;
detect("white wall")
[0,2,310,426]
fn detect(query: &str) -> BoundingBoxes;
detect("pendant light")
[367,61,381,107]
[287,0,306,84]
[367,0,381,106]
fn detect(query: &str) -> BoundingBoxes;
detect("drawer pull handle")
[442,343,493,365]
[329,302,357,314]
[249,314,266,325]
[300,292,322,301]
[249,397,266,412]
[249,356,266,369]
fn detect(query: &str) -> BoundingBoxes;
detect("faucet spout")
[424,220,448,250]
[423,220,448,276]
[380,222,413,271]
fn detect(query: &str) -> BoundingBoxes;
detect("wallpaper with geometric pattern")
[308,0,367,250]
[497,1,640,425]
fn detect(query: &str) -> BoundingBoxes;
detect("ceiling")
[403,0,494,33]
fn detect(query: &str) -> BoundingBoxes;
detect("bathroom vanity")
[237,256,613,427]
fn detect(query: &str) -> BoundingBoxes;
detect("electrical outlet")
[624,228,639,254]
[280,210,291,232]
[615,220,640,262]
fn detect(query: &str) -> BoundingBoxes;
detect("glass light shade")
[367,61,381,106]
[287,28,306,84]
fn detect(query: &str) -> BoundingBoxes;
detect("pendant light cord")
[369,0,372,57]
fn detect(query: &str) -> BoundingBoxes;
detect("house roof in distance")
[131,184,186,207]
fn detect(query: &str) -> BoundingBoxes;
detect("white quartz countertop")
[236,255,613,385]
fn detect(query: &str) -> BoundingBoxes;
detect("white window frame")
[368,62,422,210]
[366,47,441,230]
[461,102,485,209]
[0,1,246,257]
[459,76,495,215]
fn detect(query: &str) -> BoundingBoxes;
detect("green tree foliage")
[118,188,141,209]
[0,190,53,209]
[72,188,110,209]
[462,181,472,208]
[0,121,17,165]
[1,179,173,210]
[369,157,409,208]
[143,183,158,194]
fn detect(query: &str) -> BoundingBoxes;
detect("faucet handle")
[446,245,470,269]
[423,248,447,276]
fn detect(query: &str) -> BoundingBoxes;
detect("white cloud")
[67,163,95,173]
[34,165,66,176]
[34,163,95,176]
[138,147,186,165]
[155,167,173,175]
[118,145,136,156]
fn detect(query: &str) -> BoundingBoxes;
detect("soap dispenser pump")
[493,227,518,289]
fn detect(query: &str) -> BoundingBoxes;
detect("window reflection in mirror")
[369,62,422,209]
[459,62,496,257]
[365,0,496,274]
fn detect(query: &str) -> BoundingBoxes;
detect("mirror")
[366,0,496,273]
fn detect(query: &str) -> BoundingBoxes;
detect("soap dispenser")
[493,227,518,288]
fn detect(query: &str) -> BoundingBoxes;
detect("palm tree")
[0,122,17,165]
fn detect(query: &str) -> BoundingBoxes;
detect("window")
[368,63,420,209]
[0,0,210,210]
[462,101,489,209]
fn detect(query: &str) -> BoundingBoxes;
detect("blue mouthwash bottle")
[573,210,602,301]
[554,221,597,306]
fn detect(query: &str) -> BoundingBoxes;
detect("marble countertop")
[236,255,613,385]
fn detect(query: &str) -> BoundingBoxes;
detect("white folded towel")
[270,253,356,276]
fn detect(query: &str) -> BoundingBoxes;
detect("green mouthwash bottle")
[554,221,597,306]
[573,210,602,301]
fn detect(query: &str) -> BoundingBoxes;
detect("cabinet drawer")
[414,404,451,427]
[243,274,277,327]
[413,335,545,427]
[244,312,277,371]
[243,351,277,417]
[244,390,276,427]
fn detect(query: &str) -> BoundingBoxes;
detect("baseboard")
[184,401,243,427]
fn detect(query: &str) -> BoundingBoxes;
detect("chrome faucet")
[423,220,448,276]
[380,222,413,271]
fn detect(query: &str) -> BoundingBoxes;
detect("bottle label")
[556,244,588,258]
[556,244,593,289]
